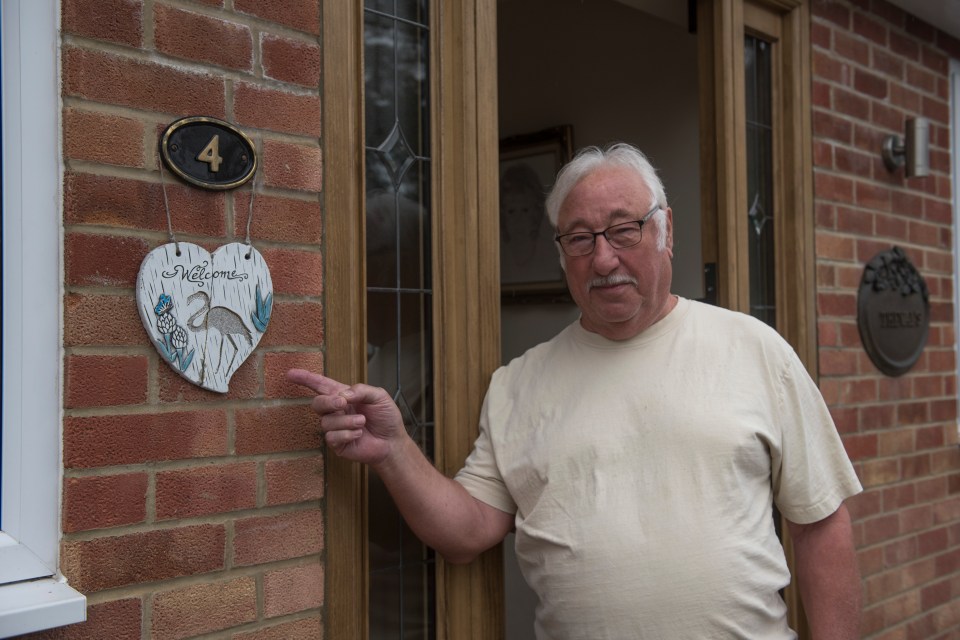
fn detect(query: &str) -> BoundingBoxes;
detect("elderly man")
[288,143,862,639]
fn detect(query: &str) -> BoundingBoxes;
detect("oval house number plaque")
[160,116,257,189]
[857,247,929,377]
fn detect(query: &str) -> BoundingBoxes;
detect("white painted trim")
[0,0,85,634]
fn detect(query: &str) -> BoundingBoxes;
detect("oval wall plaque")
[160,116,257,190]
[857,246,929,377]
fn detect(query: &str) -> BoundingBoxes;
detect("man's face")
[556,165,675,340]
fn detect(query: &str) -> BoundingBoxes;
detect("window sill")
[0,577,86,638]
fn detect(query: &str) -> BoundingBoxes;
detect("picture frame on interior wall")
[499,125,573,298]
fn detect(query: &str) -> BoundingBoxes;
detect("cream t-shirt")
[455,297,862,639]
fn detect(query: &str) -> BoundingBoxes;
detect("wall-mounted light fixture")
[882,117,930,178]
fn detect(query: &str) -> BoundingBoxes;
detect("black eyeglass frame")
[554,205,661,257]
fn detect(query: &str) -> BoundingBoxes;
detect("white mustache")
[588,273,638,291]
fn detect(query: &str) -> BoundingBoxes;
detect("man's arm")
[287,369,513,564]
[786,503,861,640]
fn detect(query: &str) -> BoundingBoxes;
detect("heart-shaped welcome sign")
[136,242,273,393]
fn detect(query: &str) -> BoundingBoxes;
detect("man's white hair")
[545,143,669,252]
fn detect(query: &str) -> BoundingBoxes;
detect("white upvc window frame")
[0,0,86,635]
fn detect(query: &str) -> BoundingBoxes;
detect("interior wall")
[497,0,701,636]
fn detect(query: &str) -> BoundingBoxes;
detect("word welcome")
[162,262,249,287]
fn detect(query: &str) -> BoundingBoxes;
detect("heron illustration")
[187,290,253,374]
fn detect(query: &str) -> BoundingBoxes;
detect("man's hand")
[286,369,406,467]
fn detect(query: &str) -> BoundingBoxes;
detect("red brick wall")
[812,1,960,637]
[31,0,326,637]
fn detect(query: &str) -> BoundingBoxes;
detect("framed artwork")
[499,125,573,297]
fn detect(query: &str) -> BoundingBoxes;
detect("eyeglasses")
[554,205,660,257]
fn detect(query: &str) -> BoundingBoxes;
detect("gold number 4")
[197,135,223,172]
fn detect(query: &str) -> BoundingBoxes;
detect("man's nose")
[591,234,620,273]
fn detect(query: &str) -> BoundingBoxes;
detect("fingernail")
[340,390,354,399]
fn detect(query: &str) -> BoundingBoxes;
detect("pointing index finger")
[286,369,350,396]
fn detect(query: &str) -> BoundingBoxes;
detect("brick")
[811,21,831,49]
[65,232,149,288]
[259,301,324,347]
[18,598,142,639]
[902,453,932,479]
[859,459,900,488]
[233,509,323,566]
[855,68,888,99]
[265,455,324,505]
[888,83,920,112]
[864,570,902,604]
[65,172,226,236]
[819,348,858,376]
[813,110,853,143]
[908,219,942,246]
[234,192,322,244]
[156,462,257,520]
[235,405,322,455]
[813,139,832,168]
[65,354,148,408]
[63,47,225,117]
[63,108,145,167]
[262,140,323,192]
[872,49,904,80]
[860,405,896,430]
[890,31,920,61]
[852,12,887,46]
[262,34,321,88]
[812,81,831,110]
[235,0,320,35]
[62,473,147,533]
[158,353,260,402]
[832,90,869,126]
[233,617,324,640]
[64,293,143,347]
[817,292,856,317]
[814,172,855,204]
[833,30,868,65]
[855,182,891,211]
[234,82,320,138]
[62,0,142,47]
[918,528,950,556]
[848,488,882,521]
[264,562,324,617]
[155,5,252,71]
[813,50,851,85]
[152,577,257,640]
[260,248,323,296]
[906,64,937,95]
[878,428,914,456]
[922,96,950,125]
[813,1,850,29]
[862,512,901,545]
[842,433,878,460]
[61,524,225,592]
[900,504,934,534]
[834,204,873,234]
[921,46,948,75]
[883,591,922,627]
[872,102,903,132]
[64,411,228,468]
[263,351,324,398]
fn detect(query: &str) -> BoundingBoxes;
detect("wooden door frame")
[698,0,815,637]
[322,1,503,638]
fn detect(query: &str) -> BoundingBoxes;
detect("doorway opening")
[496,0,701,635]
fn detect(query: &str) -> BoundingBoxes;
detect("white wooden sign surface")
[136,242,273,393]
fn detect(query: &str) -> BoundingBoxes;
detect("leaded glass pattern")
[744,35,776,328]
[364,0,435,638]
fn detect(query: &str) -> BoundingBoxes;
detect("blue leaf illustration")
[181,349,195,371]
[251,284,273,333]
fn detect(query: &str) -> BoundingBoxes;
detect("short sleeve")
[772,351,862,524]
[454,391,517,515]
